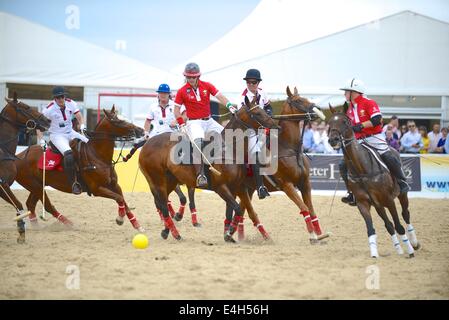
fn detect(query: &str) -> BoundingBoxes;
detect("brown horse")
[139,96,279,242]
[327,106,420,258]
[0,93,51,243]
[14,106,146,232]
[232,87,329,243]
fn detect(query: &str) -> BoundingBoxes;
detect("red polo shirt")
[346,95,383,139]
[174,79,219,119]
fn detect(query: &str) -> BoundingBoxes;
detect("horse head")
[327,104,354,149]
[235,96,280,130]
[2,92,51,131]
[100,105,144,139]
[284,86,325,120]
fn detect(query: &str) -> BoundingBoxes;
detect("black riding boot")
[339,160,356,206]
[380,150,410,194]
[194,139,208,188]
[63,150,82,195]
[252,152,270,199]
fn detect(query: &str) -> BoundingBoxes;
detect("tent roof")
[0,12,182,89]
[198,10,449,97]
[175,0,449,75]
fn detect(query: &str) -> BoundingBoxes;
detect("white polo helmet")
[340,78,366,94]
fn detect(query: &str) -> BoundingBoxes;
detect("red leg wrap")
[167,201,175,218]
[300,211,314,233]
[311,216,322,235]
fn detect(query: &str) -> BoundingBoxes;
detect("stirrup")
[72,182,82,195]
[341,192,356,206]
[196,174,208,188]
[257,186,270,199]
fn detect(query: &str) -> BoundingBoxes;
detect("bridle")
[328,113,356,150]
[0,100,48,131]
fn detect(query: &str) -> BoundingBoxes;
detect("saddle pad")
[38,148,63,171]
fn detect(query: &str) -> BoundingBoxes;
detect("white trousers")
[50,130,89,154]
[358,133,389,155]
[187,118,223,141]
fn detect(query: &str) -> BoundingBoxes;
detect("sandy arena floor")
[0,190,448,299]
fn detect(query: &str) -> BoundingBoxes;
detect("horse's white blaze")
[391,234,404,255]
[368,234,379,258]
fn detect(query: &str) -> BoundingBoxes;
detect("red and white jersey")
[346,95,383,139]
[43,98,79,134]
[146,101,184,136]
[238,87,270,110]
[174,79,219,119]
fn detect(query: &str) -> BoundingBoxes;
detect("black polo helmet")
[243,69,262,81]
[52,86,68,97]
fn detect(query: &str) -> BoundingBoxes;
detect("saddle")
[38,140,92,195]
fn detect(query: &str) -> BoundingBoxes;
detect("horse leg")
[374,204,404,255]
[224,202,233,236]
[109,183,144,232]
[356,200,378,258]
[214,185,243,243]
[237,198,246,241]
[385,200,414,257]
[300,178,328,240]
[173,185,186,222]
[92,186,143,232]
[240,193,270,240]
[188,187,200,227]
[151,185,181,241]
[398,193,420,250]
[281,182,317,244]
[25,192,40,226]
[0,184,26,243]
[23,179,73,226]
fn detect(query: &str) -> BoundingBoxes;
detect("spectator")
[382,115,401,140]
[303,120,318,152]
[428,123,442,153]
[419,125,430,154]
[434,127,448,153]
[444,131,449,154]
[313,122,335,154]
[399,124,408,137]
[400,120,423,153]
[385,128,400,152]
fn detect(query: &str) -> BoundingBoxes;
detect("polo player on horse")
[339,78,410,206]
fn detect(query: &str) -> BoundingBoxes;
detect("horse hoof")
[137,227,146,233]
[17,235,26,244]
[413,243,421,250]
[193,222,202,228]
[175,235,182,241]
[115,217,124,226]
[408,253,415,259]
[161,229,169,240]
[174,213,183,222]
[224,234,236,243]
[309,239,320,245]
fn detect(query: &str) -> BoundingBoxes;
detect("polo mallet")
[180,126,221,176]
[39,143,49,221]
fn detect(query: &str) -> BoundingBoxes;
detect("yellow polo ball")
[132,233,148,249]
